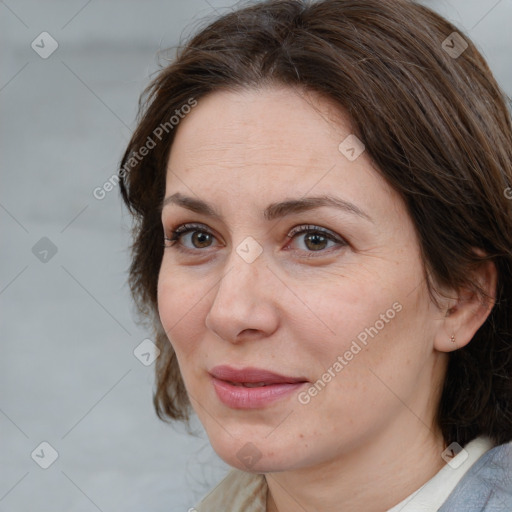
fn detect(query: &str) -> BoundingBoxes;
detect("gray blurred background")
[1,1,510,511]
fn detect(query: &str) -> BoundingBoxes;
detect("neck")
[265,425,447,512]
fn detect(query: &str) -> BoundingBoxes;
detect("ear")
[433,253,497,353]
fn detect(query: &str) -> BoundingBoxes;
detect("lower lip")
[211,376,307,409]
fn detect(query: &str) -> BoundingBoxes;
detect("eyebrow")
[161,192,373,223]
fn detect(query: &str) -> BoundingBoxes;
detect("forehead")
[168,87,352,171]
[164,86,399,222]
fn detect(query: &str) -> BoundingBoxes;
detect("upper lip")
[210,365,308,384]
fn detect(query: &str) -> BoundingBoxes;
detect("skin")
[157,86,496,512]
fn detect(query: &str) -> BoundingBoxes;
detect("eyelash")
[163,223,347,258]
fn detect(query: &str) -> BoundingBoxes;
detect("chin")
[208,431,310,474]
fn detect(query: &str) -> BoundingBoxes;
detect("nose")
[205,249,280,343]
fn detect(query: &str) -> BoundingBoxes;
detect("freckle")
[299,434,304,438]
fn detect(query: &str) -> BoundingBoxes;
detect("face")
[157,86,448,472]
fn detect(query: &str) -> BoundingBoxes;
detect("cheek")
[157,265,205,361]
[291,276,392,354]
[294,262,420,390]
[313,288,428,417]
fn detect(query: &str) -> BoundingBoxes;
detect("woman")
[119,0,512,510]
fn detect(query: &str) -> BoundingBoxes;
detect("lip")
[209,365,308,409]
[210,365,307,384]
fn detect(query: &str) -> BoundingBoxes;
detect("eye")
[164,223,219,253]
[163,222,347,257]
[285,224,347,256]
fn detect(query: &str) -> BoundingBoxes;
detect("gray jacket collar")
[439,442,512,511]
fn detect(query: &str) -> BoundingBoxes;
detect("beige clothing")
[195,467,267,511]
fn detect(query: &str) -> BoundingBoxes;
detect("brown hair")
[119,0,512,447]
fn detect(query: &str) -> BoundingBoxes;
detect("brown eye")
[190,231,213,248]
[303,232,329,251]
[286,224,347,256]
[164,223,219,253]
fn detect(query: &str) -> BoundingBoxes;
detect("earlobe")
[434,258,497,353]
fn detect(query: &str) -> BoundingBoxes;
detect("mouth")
[209,364,308,385]
[209,365,309,409]
[224,381,276,388]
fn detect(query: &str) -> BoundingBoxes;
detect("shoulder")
[439,441,512,511]
[194,468,267,512]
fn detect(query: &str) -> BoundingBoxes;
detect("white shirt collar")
[387,435,495,511]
